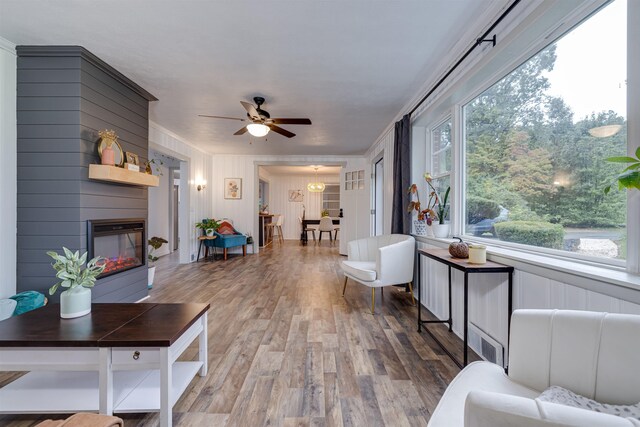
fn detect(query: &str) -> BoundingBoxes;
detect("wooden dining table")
[300,218,340,243]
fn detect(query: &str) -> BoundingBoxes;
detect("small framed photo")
[225,178,242,199]
[125,152,139,166]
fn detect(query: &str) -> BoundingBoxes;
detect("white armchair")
[428,309,640,427]
[341,234,415,314]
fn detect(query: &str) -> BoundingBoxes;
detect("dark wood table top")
[100,303,209,347]
[418,248,513,273]
[302,218,340,224]
[0,303,209,348]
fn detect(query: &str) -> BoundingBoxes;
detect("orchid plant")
[407,173,450,225]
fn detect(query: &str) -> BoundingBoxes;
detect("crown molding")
[0,37,16,55]
[16,45,157,101]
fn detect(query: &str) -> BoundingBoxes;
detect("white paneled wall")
[149,122,213,263]
[266,173,339,240]
[211,155,369,254]
[417,240,640,362]
[0,38,16,298]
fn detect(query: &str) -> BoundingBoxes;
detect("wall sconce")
[196,179,207,192]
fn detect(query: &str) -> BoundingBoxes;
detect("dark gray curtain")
[391,114,411,234]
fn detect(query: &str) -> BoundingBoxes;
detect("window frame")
[455,0,629,269]
[411,0,638,271]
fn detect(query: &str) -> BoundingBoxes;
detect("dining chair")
[318,216,336,244]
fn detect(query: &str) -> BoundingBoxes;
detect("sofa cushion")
[428,361,539,427]
[217,221,236,235]
[539,386,640,421]
[341,260,377,282]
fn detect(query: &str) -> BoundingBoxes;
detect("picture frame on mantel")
[225,178,242,199]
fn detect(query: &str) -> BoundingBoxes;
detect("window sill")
[413,235,640,301]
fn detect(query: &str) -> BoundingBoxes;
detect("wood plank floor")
[0,241,475,427]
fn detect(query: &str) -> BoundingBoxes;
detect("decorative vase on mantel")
[432,223,450,239]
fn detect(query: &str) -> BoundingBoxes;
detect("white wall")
[147,162,171,257]
[210,155,369,254]
[0,38,16,298]
[149,122,213,263]
[265,173,339,240]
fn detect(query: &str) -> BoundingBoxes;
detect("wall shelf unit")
[89,164,159,187]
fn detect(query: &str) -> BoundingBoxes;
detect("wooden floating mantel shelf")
[88,164,159,187]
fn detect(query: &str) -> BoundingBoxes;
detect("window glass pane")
[432,121,452,176]
[464,0,627,261]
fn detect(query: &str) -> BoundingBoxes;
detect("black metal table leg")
[463,272,469,367]
[417,250,422,332]
[197,240,202,262]
[448,266,453,331]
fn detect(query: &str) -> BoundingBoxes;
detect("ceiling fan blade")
[199,115,245,121]
[233,126,248,136]
[240,101,262,121]
[270,118,312,125]
[268,124,296,138]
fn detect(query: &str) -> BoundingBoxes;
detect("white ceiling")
[260,165,341,176]
[0,0,497,156]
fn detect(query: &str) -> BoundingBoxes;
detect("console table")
[417,248,513,369]
[0,303,209,427]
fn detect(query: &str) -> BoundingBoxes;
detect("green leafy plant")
[47,247,106,296]
[435,187,451,225]
[604,148,640,194]
[321,209,330,217]
[148,237,168,264]
[195,219,221,234]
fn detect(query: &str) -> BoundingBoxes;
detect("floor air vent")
[468,323,504,367]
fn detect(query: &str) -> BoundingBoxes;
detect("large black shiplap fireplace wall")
[16,46,157,302]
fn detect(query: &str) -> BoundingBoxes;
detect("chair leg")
[371,288,375,315]
[224,248,228,261]
[342,276,348,296]
[408,281,416,306]
[279,226,284,243]
[242,245,246,256]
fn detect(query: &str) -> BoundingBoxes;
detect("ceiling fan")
[199,96,312,138]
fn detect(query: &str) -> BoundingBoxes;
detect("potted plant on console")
[148,236,168,290]
[196,219,221,236]
[432,186,451,238]
[47,248,106,319]
[408,173,451,238]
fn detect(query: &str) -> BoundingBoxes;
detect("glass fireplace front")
[88,219,146,278]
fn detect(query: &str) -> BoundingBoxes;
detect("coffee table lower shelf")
[0,361,202,414]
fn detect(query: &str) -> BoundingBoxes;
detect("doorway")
[374,156,384,236]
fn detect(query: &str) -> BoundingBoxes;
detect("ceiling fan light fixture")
[247,123,270,137]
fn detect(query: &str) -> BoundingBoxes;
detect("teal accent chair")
[204,219,248,260]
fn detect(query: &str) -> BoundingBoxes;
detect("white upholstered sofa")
[429,309,640,427]
[341,234,415,314]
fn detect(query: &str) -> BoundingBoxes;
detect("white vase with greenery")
[147,236,168,290]
[47,248,106,319]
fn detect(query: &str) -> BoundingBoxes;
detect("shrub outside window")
[463,0,627,262]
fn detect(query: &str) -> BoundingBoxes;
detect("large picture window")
[464,0,627,261]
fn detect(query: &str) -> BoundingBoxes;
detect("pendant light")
[307,166,326,193]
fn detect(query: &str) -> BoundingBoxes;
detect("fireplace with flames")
[88,219,146,279]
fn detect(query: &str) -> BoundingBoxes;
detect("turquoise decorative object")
[9,291,46,316]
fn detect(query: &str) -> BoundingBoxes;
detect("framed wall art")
[288,189,304,202]
[224,178,242,199]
